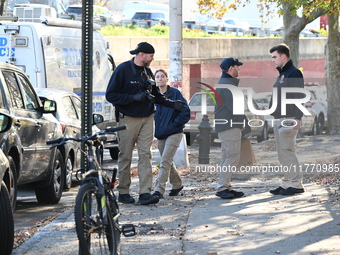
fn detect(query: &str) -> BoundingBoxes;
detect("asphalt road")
[13,150,116,233]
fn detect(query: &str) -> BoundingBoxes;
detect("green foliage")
[100,24,258,38]
[197,0,337,22]
[150,24,169,35]
[100,24,170,37]
[99,24,170,37]
[318,28,328,37]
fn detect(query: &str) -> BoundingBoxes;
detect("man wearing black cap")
[214,57,247,199]
[106,42,187,205]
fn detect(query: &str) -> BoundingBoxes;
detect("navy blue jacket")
[214,73,247,133]
[269,60,305,120]
[154,86,190,140]
[106,58,175,117]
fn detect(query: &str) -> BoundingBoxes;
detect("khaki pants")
[216,128,241,192]
[117,115,154,194]
[273,118,303,189]
[154,133,183,194]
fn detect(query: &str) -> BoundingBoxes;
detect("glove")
[173,100,189,112]
[133,92,147,102]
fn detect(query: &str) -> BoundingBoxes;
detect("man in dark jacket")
[106,42,187,205]
[214,57,247,199]
[268,43,305,196]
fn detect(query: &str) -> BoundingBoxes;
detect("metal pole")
[169,0,182,89]
[81,0,93,170]
[197,115,212,164]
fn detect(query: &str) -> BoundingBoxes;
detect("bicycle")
[47,122,135,255]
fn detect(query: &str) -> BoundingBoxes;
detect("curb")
[12,207,75,254]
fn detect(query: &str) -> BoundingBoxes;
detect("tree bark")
[0,0,5,16]
[326,12,340,134]
[281,1,308,68]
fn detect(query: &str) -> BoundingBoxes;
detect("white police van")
[0,13,115,123]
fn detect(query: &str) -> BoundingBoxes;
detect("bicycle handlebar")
[46,137,64,145]
[106,125,127,133]
[46,125,127,147]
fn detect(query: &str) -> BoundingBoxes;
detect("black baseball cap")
[129,42,155,55]
[220,57,243,70]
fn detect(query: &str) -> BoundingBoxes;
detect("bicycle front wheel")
[75,182,118,255]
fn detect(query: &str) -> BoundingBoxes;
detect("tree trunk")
[0,0,5,16]
[281,1,308,68]
[326,12,340,134]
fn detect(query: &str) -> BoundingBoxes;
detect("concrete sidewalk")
[12,136,340,254]
[12,177,340,255]
[184,181,340,255]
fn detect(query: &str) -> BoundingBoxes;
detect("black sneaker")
[118,194,135,204]
[169,186,183,196]
[215,190,234,199]
[230,190,244,198]
[280,187,305,195]
[152,191,164,199]
[138,193,159,205]
[270,186,285,195]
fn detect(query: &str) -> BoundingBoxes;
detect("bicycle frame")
[80,138,115,226]
[47,124,135,247]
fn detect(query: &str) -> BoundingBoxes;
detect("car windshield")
[132,12,165,20]
[133,13,150,19]
[256,98,269,104]
[189,94,216,107]
[151,13,164,19]
[66,7,82,14]
[225,20,236,25]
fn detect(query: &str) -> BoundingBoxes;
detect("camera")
[144,78,156,102]
[147,78,156,86]
[143,90,155,103]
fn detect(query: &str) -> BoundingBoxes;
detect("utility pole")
[81,0,93,171]
[169,0,182,89]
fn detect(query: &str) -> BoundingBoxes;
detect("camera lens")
[146,93,155,103]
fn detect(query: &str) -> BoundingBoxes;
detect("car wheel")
[257,123,269,143]
[109,147,119,160]
[310,118,318,136]
[35,149,65,204]
[64,155,73,190]
[297,128,305,138]
[0,181,14,255]
[316,115,324,135]
[6,156,17,212]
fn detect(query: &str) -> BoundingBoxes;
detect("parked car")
[303,111,318,135]
[93,5,122,25]
[269,26,323,37]
[0,112,14,255]
[304,84,328,134]
[254,92,272,110]
[64,5,82,15]
[131,10,169,26]
[36,88,114,189]
[253,90,318,136]
[300,28,324,37]
[122,1,169,20]
[0,63,63,210]
[205,18,249,35]
[184,91,269,145]
[64,5,120,25]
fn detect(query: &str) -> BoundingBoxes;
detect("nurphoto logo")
[224,85,311,116]
[199,83,312,129]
